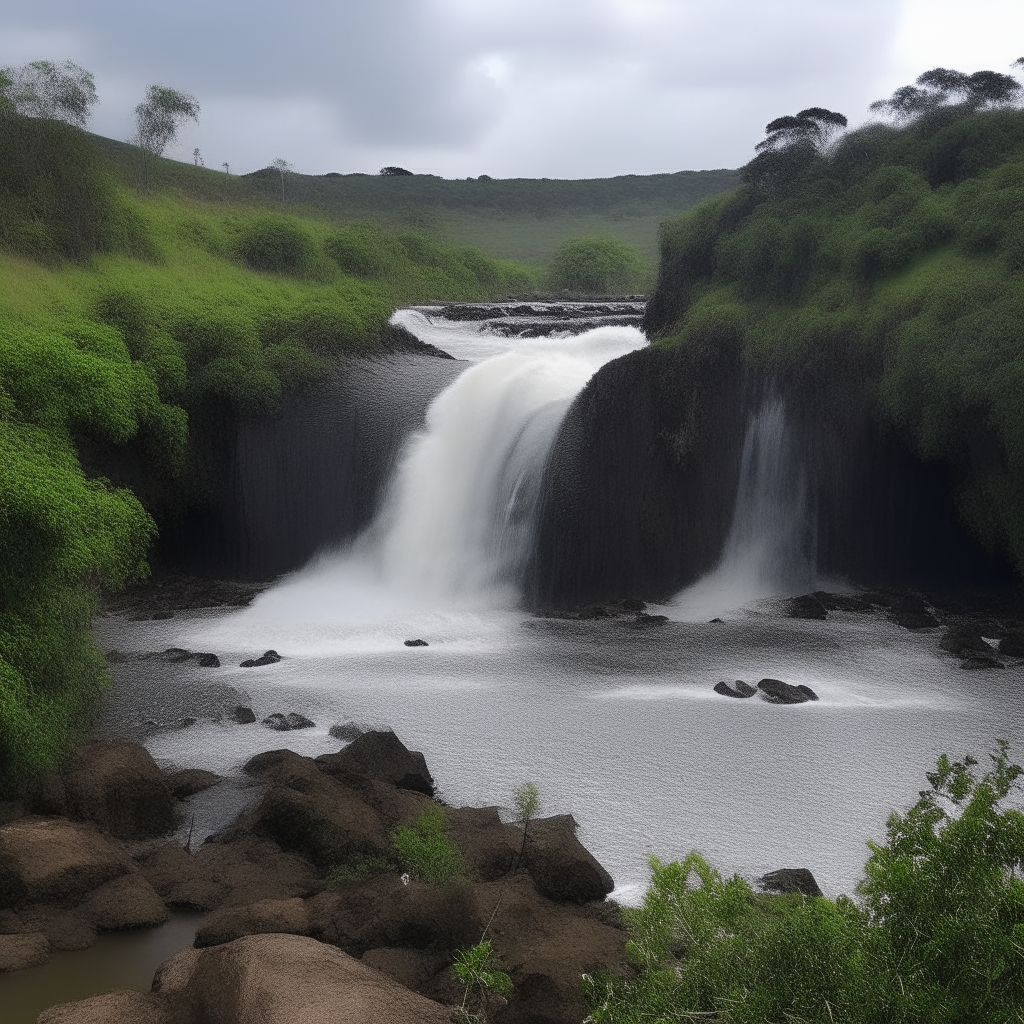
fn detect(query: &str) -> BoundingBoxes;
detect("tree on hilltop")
[132,84,200,188]
[380,165,413,176]
[871,66,1022,123]
[756,107,848,154]
[0,60,98,129]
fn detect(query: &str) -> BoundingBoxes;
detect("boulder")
[31,771,69,816]
[316,731,435,797]
[230,705,256,725]
[940,627,995,658]
[713,680,757,699]
[887,594,939,630]
[444,805,519,881]
[329,722,364,741]
[756,679,817,704]
[78,871,168,931]
[0,817,133,906]
[37,990,181,1024]
[138,837,322,912]
[360,946,441,992]
[759,868,823,898]
[262,712,316,731]
[521,815,614,904]
[788,594,828,620]
[62,740,177,840]
[0,931,50,971]
[5,905,98,951]
[165,769,223,800]
[307,875,479,955]
[153,932,452,1024]
[194,896,311,948]
[403,639,429,647]
[240,650,282,668]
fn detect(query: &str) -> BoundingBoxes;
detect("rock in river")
[713,680,757,698]
[756,679,819,704]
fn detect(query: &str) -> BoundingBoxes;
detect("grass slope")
[646,103,1024,576]
[92,135,740,262]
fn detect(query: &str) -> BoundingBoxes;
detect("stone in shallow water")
[403,638,429,647]
[756,679,818,704]
[232,705,257,724]
[241,649,282,667]
[262,712,316,731]
[714,680,757,698]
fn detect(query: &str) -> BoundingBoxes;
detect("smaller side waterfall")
[673,398,817,617]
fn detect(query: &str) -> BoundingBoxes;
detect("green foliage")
[453,940,514,1023]
[858,741,1024,1022]
[236,214,316,274]
[0,111,121,261]
[0,60,98,129]
[584,745,1024,1024]
[391,806,466,885]
[652,102,1024,573]
[326,854,395,886]
[513,782,539,824]
[547,235,653,294]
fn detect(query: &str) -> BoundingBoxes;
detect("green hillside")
[92,135,740,262]
[645,95,1024,576]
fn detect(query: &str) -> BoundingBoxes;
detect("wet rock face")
[528,341,747,606]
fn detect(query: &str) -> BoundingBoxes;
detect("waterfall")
[272,324,648,612]
[672,398,817,617]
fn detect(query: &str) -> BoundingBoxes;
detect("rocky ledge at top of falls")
[425,299,647,338]
[1,732,826,1023]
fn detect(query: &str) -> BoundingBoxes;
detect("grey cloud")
[3,0,911,176]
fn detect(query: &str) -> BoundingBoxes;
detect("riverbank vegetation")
[0,105,538,786]
[645,66,1024,577]
[586,743,1024,1023]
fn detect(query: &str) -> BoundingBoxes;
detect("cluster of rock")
[534,599,668,625]
[713,679,819,704]
[434,301,647,339]
[2,732,626,1024]
[787,588,1024,669]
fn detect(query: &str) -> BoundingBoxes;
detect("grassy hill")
[92,135,740,262]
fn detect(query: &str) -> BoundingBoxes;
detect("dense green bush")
[391,806,467,885]
[585,744,1024,1024]
[547,236,653,294]
[236,214,317,274]
[649,102,1024,573]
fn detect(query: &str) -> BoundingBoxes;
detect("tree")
[380,165,413,175]
[871,66,1022,123]
[0,60,97,129]
[132,84,199,188]
[133,84,200,158]
[756,107,848,154]
[271,157,291,201]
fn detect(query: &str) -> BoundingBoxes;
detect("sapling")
[452,939,513,1023]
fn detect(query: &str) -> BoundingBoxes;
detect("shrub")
[584,744,1024,1024]
[236,215,315,274]
[391,806,466,885]
[547,236,652,295]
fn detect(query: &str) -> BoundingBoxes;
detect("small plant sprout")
[453,940,513,1023]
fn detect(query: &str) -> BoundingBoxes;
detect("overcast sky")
[3,0,1023,179]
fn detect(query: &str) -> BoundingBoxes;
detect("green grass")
[648,103,1024,574]
[91,133,740,266]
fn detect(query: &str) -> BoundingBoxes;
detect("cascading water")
[268,321,648,617]
[672,397,818,618]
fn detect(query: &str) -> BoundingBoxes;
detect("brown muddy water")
[0,914,201,1023]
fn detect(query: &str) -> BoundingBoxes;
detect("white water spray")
[672,398,817,619]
